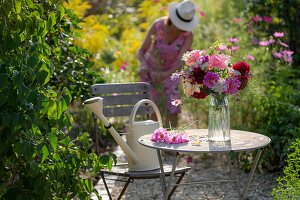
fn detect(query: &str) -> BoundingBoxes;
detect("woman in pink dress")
[137,0,198,127]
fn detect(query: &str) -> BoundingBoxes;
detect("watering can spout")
[83,97,139,164]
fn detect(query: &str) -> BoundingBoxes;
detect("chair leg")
[117,177,132,200]
[167,172,186,200]
[100,172,113,200]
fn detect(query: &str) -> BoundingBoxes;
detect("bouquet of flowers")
[171,42,251,101]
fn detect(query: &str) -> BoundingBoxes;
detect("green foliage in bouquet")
[271,139,300,199]
[0,0,113,199]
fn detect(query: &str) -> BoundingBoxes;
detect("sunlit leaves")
[57,5,65,21]
[0,0,104,199]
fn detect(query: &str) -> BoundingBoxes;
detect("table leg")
[242,148,263,200]
[165,152,180,200]
[157,150,167,199]
[226,152,242,199]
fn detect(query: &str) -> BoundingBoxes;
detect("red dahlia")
[192,91,208,99]
[192,68,207,84]
[233,61,250,76]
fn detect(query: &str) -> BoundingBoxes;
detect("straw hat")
[168,0,199,31]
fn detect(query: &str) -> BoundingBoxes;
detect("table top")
[138,129,271,153]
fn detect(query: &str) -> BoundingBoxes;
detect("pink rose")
[208,54,228,70]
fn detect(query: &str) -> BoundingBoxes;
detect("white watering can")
[83,97,162,171]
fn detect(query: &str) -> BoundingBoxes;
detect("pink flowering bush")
[171,42,251,100]
[151,128,189,144]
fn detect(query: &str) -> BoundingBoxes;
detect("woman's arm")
[137,22,156,78]
[153,32,194,83]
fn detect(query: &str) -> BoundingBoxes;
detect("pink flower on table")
[246,55,255,60]
[264,16,272,23]
[152,128,167,142]
[160,7,166,11]
[120,62,127,70]
[164,132,179,144]
[273,32,284,37]
[199,10,207,18]
[225,77,241,95]
[179,132,190,143]
[229,37,239,43]
[281,50,294,63]
[232,46,240,51]
[233,18,242,23]
[203,72,220,88]
[208,54,228,70]
[273,52,282,58]
[278,41,289,48]
[258,40,269,46]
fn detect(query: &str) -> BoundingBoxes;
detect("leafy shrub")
[0,0,113,199]
[271,139,300,199]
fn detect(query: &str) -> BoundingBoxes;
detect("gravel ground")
[92,149,281,200]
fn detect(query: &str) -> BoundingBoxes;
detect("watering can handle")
[130,99,163,127]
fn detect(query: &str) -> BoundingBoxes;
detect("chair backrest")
[90,82,153,118]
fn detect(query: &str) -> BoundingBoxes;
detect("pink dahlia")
[208,54,228,70]
[233,62,250,76]
[203,72,219,88]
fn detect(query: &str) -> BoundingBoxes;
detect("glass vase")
[208,94,231,141]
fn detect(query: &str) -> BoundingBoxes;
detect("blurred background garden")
[0,0,299,199]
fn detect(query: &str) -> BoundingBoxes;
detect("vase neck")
[210,94,228,106]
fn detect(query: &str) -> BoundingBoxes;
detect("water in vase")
[208,95,231,141]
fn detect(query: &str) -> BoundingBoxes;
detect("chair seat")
[101,163,191,179]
